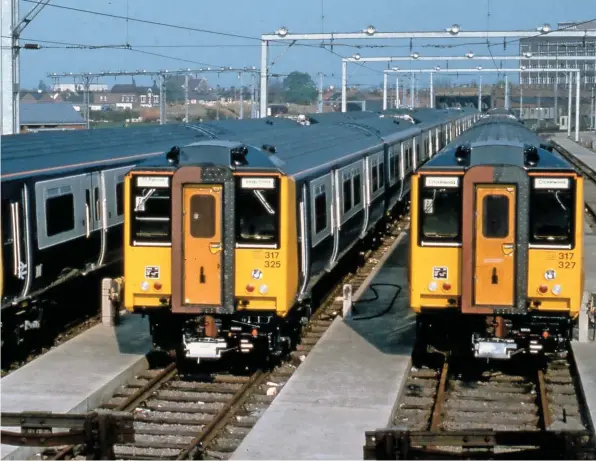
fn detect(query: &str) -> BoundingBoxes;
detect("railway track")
[365,349,595,459]
[40,210,410,461]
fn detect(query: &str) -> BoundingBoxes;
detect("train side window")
[116,182,124,216]
[372,160,378,193]
[388,148,397,180]
[46,194,75,237]
[93,187,100,221]
[314,189,327,234]
[482,195,509,238]
[342,172,352,213]
[353,173,362,206]
[379,161,385,188]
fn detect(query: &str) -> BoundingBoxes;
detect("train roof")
[0,117,299,182]
[139,108,474,177]
[382,107,475,125]
[2,108,474,183]
[1,124,207,182]
[420,116,573,172]
[139,122,388,178]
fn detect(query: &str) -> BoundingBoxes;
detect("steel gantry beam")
[1,0,51,135]
[258,23,596,117]
[383,67,582,141]
[343,55,596,63]
[48,67,260,125]
[342,54,596,112]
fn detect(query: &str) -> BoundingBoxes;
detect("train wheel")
[174,345,193,374]
[412,315,429,369]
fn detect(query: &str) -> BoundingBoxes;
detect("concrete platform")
[550,134,596,171]
[0,313,152,460]
[571,223,596,436]
[572,342,596,433]
[231,232,415,460]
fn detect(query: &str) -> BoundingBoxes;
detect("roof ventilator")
[166,146,181,166]
[540,142,554,153]
[262,144,276,154]
[231,146,249,166]
[455,144,471,165]
[523,144,540,167]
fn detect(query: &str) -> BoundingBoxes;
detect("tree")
[164,77,185,103]
[268,77,285,104]
[38,79,48,92]
[282,71,318,105]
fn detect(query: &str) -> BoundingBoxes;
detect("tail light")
[538,285,548,294]
[246,284,255,293]
[442,282,452,291]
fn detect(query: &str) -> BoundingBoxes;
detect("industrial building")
[519,20,596,88]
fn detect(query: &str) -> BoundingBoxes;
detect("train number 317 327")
[557,252,576,269]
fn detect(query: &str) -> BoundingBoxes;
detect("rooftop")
[20,102,86,126]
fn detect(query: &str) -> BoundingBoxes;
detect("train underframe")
[414,308,574,362]
[146,302,312,365]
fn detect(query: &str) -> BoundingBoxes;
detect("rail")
[364,352,596,459]
[32,210,410,460]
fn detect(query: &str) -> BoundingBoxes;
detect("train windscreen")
[235,177,280,248]
[130,175,172,245]
[419,176,462,244]
[529,177,574,246]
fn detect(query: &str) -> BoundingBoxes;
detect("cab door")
[474,185,516,307]
[182,185,223,307]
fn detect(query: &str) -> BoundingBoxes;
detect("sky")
[11,0,596,90]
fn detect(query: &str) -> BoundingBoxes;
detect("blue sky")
[15,0,596,90]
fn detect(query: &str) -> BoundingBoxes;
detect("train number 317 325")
[264,251,281,268]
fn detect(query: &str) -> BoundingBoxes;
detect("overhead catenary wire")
[22,0,595,55]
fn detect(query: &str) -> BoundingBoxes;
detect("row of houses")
[22,76,227,111]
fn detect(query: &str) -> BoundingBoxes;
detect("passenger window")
[314,191,327,234]
[189,195,215,238]
[343,174,352,213]
[483,195,509,238]
[116,182,124,216]
[372,162,378,193]
[46,194,75,237]
[353,173,362,206]
[94,187,100,221]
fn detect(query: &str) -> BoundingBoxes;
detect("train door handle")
[85,204,91,238]
[199,266,206,284]
[492,267,498,285]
